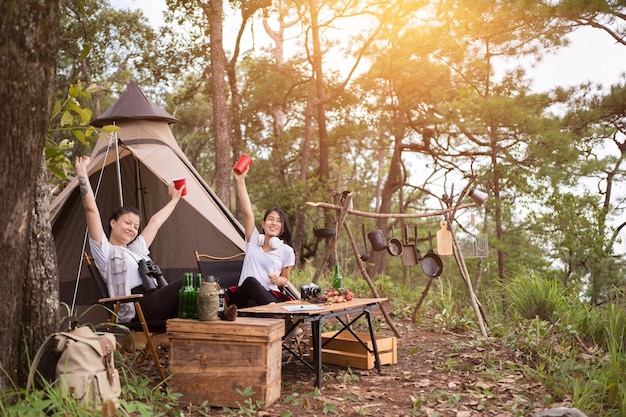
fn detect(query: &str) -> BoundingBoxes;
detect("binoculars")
[138,259,169,292]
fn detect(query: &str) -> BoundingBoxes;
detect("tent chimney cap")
[91,81,178,127]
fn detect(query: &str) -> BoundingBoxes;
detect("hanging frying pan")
[401,223,417,266]
[421,231,443,278]
[387,225,403,257]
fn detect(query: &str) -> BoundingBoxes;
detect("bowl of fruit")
[319,287,355,303]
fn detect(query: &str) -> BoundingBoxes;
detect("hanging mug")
[367,230,388,252]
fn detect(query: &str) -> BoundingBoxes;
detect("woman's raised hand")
[75,156,90,175]
[168,181,184,200]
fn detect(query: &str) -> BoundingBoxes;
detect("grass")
[4,267,626,415]
[294,265,626,416]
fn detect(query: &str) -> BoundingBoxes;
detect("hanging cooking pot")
[312,216,336,239]
[360,223,370,262]
[313,227,335,239]
[421,231,443,278]
[387,225,403,257]
[367,229,388,252]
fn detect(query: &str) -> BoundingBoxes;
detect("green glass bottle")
[190,273,201,319]
[332,263,343,290]
[184,273,195,319]
[178,273,192,318]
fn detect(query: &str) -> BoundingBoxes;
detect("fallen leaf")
[416,378,432,387]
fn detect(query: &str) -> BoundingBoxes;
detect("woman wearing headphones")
[231,163,296,308]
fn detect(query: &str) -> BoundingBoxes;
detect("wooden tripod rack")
[306,186,489,339]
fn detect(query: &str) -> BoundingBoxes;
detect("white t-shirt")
[90,234,151,290]
[238,229,295,291]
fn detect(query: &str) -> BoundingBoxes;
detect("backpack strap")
[58,327,115,356]
[26,332,63,392]
[26,316,80,391]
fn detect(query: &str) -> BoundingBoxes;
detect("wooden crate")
[167,317,284,408]
[314,331,397,370]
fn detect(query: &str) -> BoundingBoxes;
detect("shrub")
[505,270,565,323]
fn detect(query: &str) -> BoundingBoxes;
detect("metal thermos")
[197,275,220,321]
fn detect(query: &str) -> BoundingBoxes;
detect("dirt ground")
[147,304,558,417]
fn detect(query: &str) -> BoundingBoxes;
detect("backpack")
[27,325,121,409]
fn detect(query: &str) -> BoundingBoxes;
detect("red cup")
[173,178,187,196]
[233,154,252,174]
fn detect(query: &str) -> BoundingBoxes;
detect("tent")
[51,81,245,321]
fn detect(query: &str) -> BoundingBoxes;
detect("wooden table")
[239,297,387,388]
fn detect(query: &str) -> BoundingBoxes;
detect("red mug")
[173,178,187,196]
[233,154,252,174]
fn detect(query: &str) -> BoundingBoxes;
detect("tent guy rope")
[69,131,119,317]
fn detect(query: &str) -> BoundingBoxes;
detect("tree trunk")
[371,133,403,276]
[311,0,328,187]
[293,80,316,264]
[0,0,60,389]
[310,0,335,269]
[203,0,231,205]
[20,156,60,386]
[265,12,309,264]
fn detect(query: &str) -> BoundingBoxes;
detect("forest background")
[1,0,625,412]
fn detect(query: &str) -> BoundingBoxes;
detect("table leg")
[365,308,382,372]
[311,318,323,388]
[282,317,315,370]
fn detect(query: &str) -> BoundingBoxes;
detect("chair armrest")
[98,294,144,304]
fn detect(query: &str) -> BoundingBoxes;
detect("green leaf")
[51,100,62,118]
[86,83,99,94]
[68,83,81,98]
[79,44,91,60]
[60,110,74,127]
[71,129,88,146]
[101,124,120,132]
[76,107,92,124]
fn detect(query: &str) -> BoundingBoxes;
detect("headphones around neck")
[257,234,283,249]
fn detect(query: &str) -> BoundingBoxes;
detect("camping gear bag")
[27,325,121,408]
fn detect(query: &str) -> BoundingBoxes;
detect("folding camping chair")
[194,250,300,300]
[83,252,166,381]
[194,250,245,289]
